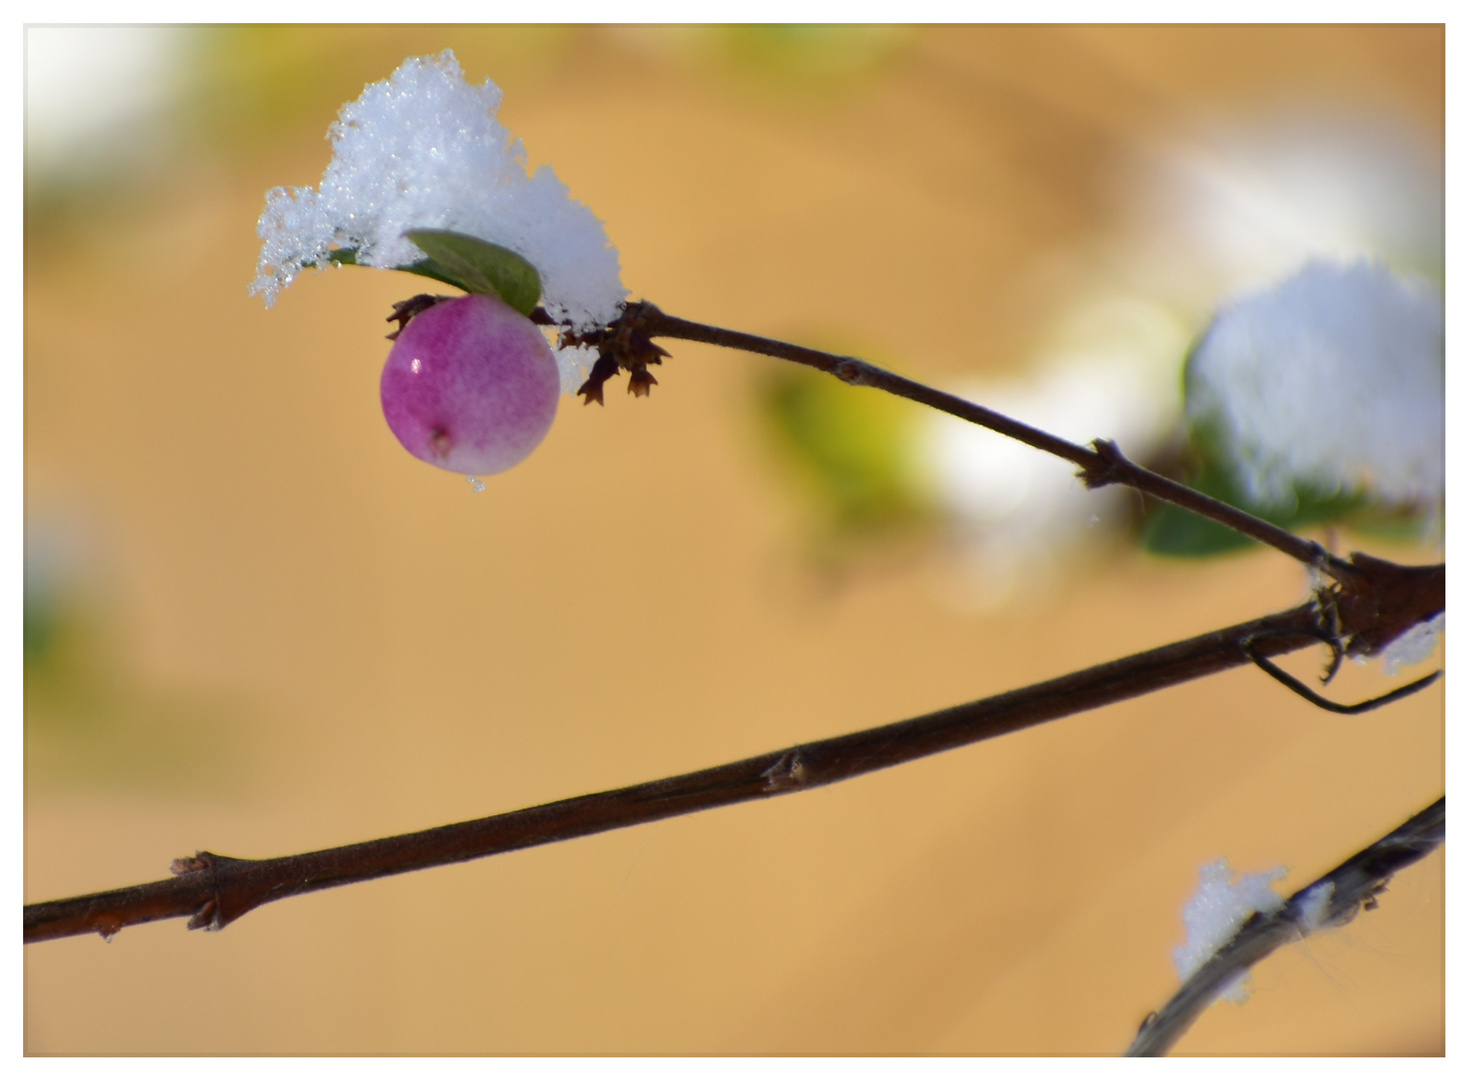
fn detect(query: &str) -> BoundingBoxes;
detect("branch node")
[170,852,211,876]
[761,750,809,793]
[1081,438,1129,489]
[1331,554,1445,659]
[169,850,275,933]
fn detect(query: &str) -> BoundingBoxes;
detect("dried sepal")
[628,366,658,397]
[577,352,621,406]
[566,301,674,403]
[386,293,453,340]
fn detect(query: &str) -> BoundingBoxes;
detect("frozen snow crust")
[251,51,626,334]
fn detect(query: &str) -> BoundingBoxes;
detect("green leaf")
[400,230,542,315]
[1142,426,1366,558]
[1142,499,1256,558]
[318,240,542,312]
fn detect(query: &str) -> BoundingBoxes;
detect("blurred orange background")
[25,25,1443,1054]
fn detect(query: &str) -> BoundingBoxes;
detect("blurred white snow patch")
[1125,111,1443,312]
[1188,260,1443,508]
[251,50,626,343]
[921,297,1185,608]
[1376,611,1445,676]
[25,27,188,179]
[1174,859,1287,1004]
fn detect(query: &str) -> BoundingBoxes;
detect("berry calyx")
[380,294,560,475]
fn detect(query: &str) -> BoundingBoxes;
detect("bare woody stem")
[1126,796,1447,1057]
[23,550,1442,945]
[620,304,1362,584]
[29,301,1442,946]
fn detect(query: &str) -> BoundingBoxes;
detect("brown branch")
[574,302,1364,585]
[1126,796,1446,1057]
[24,552,1442,945]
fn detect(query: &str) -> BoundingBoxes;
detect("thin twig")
[1243,641,1441,715]
[23,604,1323,943]
[1126,796,1446,1057]
[596,302,1363,584]
[24,547,1443,945]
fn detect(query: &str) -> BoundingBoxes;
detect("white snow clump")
[1186,259,1443,508]
[1295,881,1336,933]
[1377,611,1445,676]
[1174,859,1286,1004]
[250,51,626,341]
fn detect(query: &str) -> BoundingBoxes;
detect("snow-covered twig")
[1126,796,1446,1057]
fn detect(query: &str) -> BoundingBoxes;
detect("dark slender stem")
[24,541,1443,944]
[1244,643,1442,715]
[25,539,1445,947]
[644,309,1099,468]
[629,305,1360,583]
[1126,796,1446,1057]
[25,603,1328,944]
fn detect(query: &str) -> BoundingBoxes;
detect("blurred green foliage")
[758,359,932,543]
[717,25,911,89]
[1141,417,1426,557]
[25,569,244,795]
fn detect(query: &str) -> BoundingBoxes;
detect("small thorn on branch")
[760,750,809,792]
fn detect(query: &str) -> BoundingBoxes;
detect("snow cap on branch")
[1174,859,1286,1004]
[250,50,626,333]
[1377,611,1445,676]
[1186,260,1444,507]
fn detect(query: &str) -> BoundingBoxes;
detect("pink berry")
[380,294,561,475]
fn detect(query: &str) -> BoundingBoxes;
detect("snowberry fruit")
[380,293,561,475]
